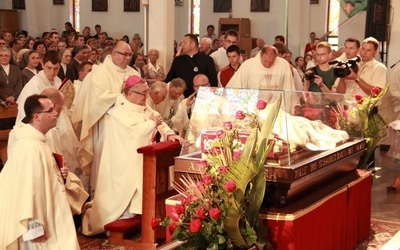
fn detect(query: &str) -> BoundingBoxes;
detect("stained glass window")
[191,0,200,35]
[327,0,340,50]
[73,0,80,32]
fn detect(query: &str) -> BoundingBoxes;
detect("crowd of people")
[0,20,398,249]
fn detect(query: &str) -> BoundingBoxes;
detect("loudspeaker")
[365,0,390,41]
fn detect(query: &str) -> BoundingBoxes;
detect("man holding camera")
[334,37,387,97]
[303,41,338,94]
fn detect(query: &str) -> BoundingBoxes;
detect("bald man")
[226,45,297,110]
[171,74,210,137]
[71,40,139,197]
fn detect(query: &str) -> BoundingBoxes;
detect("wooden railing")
[0,104,18,164]
[106,141,181,249]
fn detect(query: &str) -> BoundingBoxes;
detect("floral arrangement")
[335,86,388,169]
[152,97,282,249]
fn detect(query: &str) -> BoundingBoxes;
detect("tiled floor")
[371,147,400,223]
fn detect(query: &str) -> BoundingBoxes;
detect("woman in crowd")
[89,47,99,65]
[0,47,22,106]
[295,56,305,82]
[33,40,47,71]
[25,36,36,50]
[58,49,76,81]
[143,49,165,85]
[21,50,39,86]
[129,52,145,78]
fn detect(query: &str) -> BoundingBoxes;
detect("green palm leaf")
[224,95,282,247]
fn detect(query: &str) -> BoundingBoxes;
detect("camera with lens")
[329,56,361,78]
[304,67,317,81]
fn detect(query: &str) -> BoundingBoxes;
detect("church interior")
[1,0,400,249]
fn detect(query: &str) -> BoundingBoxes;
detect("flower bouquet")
[153,97,282,249]
[336,86,388,169]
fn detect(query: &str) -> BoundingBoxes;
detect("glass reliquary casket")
[174,87,366,207]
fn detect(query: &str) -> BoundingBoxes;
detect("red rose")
[225,180,236,192]
[168,222,178,234]
[174,204,184,215]
[209,208,222,220]
[236,110,246,120]
[196,160,208,169]
[189,219,202,233]
[151,218,161,230]
[219,165,228,174]
[223,121,233,130]
[195,207,206,220]
[355,94,363,101]
[256,100,267,110]
[371,87,380,97]
[202,175,212,185]
[233,150,242,160]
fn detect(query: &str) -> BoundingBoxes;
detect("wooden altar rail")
[0,104,17,164]
[106,141,181,248]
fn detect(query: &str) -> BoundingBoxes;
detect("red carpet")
[78,219,400,249]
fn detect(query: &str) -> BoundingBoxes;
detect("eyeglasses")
[131,90,149,96]
[37,107,56,114]
[115,51,133,58]
[0,54,10,58]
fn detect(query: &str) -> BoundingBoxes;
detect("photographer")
[303,42,338,95]
[333,37,387,97]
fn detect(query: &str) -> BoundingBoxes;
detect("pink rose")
[371,87,381,97]
[151,218,161,230]
[209,208,222,220]
[219,165,229,174]
[189,219,202,233]
[174,204,184,215]
[225,180,236,192]
[223,121,233,130]
[202,175,212,185]
[196,160,208,169]
[236,110,246,120]
[233,150,242,160]
[256,100,267,110]
[195,207,206,220]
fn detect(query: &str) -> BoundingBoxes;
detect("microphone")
[391,59,400,69]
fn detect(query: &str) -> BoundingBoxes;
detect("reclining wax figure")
[81,75,183,236]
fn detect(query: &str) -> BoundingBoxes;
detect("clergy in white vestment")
[146,78,186,128]
[0,94,79,249]
[16,50,63,122]
[81,75,182,236]
[71,41,139,197]
[226,45,298,111]
[40,88,89,211]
